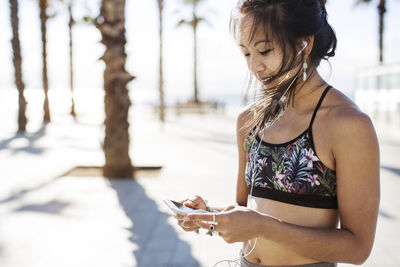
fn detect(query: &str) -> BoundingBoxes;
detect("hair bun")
[318,0,327,17]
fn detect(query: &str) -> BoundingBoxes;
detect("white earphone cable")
[212,43,306,267]
[213,129,265,267]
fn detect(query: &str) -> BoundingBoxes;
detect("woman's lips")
[260,77,271,86]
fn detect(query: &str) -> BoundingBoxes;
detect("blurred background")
[0,0,399,266]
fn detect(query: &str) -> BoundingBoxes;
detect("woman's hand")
[175,195,207,232]
[182,195,207,211]
[185,205,266,243]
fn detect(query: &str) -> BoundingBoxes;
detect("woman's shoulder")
[237,103,254,124]
[326,87,372,125]
[324,87,377,145]
[236,103,256,140]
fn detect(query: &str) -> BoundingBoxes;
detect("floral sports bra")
[245,86,338,209]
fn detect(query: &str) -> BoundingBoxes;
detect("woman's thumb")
[222,205,236,212]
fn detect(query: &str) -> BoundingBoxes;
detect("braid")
[240,0,281,12]
[241,0,327,17]
[318,0,327,17]
[240,0,267,11]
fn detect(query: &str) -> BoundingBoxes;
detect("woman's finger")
[189,195,201,202]
[194,219,220,232]
[179,198,189,204]
[187,212,220,223]
[193,219,208,229]
[183,200,196,208]
[222,205,235,212]
[174,213,185,220]
[178,219,200,228]
[181,226,199,232]
[179,220,200,232]
[195,220,225,238]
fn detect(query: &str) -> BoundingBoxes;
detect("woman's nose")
[249,56,265,75]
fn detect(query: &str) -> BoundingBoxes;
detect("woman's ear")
[297,36,314,56]
[304,35,314,56]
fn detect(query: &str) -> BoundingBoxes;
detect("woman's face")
[237,14,286,88]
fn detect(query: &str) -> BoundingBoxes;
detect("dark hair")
[230,0,337,136]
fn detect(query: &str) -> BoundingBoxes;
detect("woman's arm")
[176,106,254,219]
[204,106,252,211]
[236,105,253,207]
[255,109,380,264]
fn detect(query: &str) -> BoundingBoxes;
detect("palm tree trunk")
[68,2,76,117]
[9,0,27,133]
[158,0,165,122]
[193,16,199,103]
[40,0,50,122]
[378,0,386,63]
[96,0,134,178]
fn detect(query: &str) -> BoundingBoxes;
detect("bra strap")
[308,85,332,129]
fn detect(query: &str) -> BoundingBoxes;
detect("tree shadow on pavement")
[13,200,71,215]
[0,124,47,155]
[107,179,200,267]
[0,177,59,205]
[378,208,396,220]
[381,166,400,177]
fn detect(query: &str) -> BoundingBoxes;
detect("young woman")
[176,1,380,266]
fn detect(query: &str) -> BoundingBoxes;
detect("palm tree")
[61,0,93,118]
[67,1,76,117]
[39,0,51,122]
[156,0,166,122]
[95,0,134,178]
[356,0,387,63]
[176,0,210,103]
[9,0,27,133]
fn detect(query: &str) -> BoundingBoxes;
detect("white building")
[355,63,400,129]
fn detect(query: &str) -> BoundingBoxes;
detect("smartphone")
[163,199,208,215]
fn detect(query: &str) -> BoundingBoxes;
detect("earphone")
[296,41,308,57]
[213,131,264,267]
[213,65,305,266]
[213,41,307,267]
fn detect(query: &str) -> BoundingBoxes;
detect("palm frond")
[156,0,163,9]
[182,0,205,5]
[354,0,373,8]
[176,19,189,27]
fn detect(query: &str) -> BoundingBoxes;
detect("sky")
[1,0,400,106]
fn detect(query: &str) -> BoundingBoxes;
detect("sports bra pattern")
[245,86,338,209]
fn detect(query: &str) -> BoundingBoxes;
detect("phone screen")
[171,200,184,208]
[163,199,207,214]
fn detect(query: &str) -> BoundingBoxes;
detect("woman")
[176,0,380,266]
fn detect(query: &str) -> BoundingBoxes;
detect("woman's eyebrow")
[239,40,270,48]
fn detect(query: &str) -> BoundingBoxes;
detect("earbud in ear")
[296,41,308,57]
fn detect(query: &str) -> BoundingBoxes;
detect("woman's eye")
[243,49,272,57]
[260,49,272,55]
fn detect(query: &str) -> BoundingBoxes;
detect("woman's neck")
[286,71,328,114]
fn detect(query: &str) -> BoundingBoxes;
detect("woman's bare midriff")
[243,196,339,266]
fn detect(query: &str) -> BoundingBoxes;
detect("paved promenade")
[0,105,399,267]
